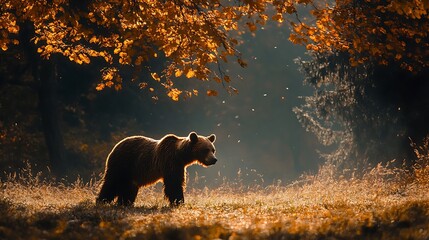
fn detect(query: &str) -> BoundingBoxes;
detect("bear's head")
[188,132,217,167]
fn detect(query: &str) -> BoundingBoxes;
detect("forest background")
[0,0,428,186]
[1,1,429,239]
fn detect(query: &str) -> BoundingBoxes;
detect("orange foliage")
[3,1,426,99]
[0,0,294,100]
[290,0,429,72]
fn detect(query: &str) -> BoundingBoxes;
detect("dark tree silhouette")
[295,52,429,170]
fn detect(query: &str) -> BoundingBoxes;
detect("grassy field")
[1,161,429,240]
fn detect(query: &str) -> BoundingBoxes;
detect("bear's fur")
[96,132,217,206]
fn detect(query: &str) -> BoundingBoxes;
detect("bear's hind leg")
[117,183,139,206]
[96,180,117,205]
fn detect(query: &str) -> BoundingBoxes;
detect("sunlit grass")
[1,157,429,239]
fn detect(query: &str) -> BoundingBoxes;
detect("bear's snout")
[206,157,217,165]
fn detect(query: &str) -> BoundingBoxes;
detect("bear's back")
[107,136,157,166]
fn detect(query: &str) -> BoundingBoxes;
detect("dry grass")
[1,155,429,239]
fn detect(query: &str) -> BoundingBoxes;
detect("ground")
[0,163,428,240]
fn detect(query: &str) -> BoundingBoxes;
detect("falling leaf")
[214,76,222,83]
[238,58,247,68]
[224,75,231,83]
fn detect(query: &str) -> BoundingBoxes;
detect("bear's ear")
[189,132,198,143]
[208,134,216,143]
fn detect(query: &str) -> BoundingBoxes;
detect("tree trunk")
[19,21,68,176]
[36,57,67,175]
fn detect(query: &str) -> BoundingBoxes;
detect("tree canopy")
[290,0,429,73]
[1,0,309,100]
[2,0,428,99]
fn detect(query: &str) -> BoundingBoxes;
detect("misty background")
[1,22,322,185]
[108,23,321,184]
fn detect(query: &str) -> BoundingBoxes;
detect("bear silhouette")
[96,132,217,206]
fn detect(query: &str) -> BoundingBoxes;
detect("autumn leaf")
[175,69,183,77]
[95,83,105,91]
[135,56,144,66]
[151,72,161,81]
[105,81,114,87]
[103,71,114,81]
[272,13,284,23]
[246,22,257,32]
[139,82,148,89]
[207,90,218,96]
[167,88,182,101]
[288,34,301,44]
[213,76,222,83]
[237,58,247,68]
[185,69,196,79]
[114,84,122,91]
[79,54,90,64]
[229,86,239,94]
[223,75,231,83]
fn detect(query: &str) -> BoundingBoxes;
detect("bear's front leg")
[163,172,185,206]
[117,182,139,206]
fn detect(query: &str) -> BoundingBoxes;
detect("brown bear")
[96,132,217,206]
